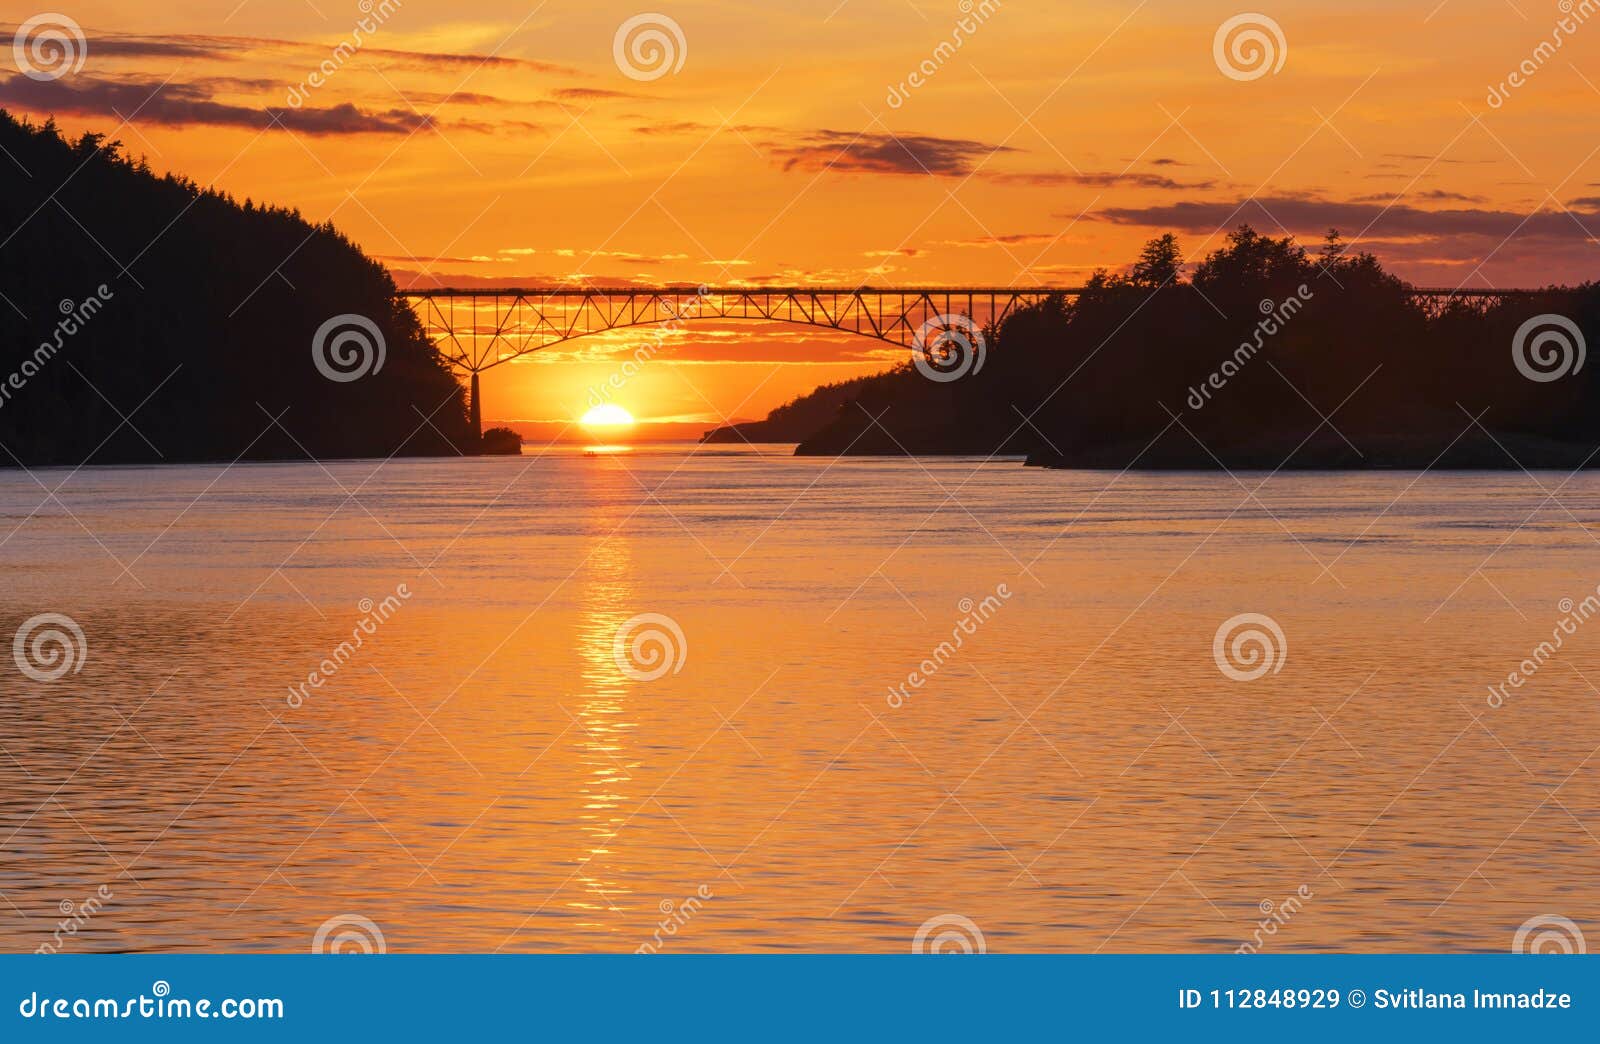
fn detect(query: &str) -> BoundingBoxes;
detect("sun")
[580,403,636,429]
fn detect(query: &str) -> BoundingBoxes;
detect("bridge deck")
[400,285,1547,298]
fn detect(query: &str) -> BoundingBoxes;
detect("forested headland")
[711,229,1600,469]
[0,110,479,466]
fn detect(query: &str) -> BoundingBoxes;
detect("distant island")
[0,110,500,466]
[701,372,909,444]
[708,230,1600,469]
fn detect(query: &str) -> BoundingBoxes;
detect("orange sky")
[5,1,1600,428]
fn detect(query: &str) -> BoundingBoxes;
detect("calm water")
[1,445,1596,953]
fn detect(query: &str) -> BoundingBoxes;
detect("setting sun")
[580,404,636,429]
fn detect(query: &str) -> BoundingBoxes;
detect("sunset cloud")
[1095,194,1600,244]
[940,232,1060,248]
[1350,189,1490,204]
[0,74,532,135]
[62,28,578,75]
[627,120,778,137]
[989,170,1217,191]
[768,129,1018,176]
[552,86,640,103]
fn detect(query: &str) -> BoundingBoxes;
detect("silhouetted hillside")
[0,111,474,465]
[701,371,904,443]
[785,229,1600,468]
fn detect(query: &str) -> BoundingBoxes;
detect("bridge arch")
[400,287,1061,373]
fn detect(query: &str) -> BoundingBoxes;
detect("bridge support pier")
[469,370,482,443]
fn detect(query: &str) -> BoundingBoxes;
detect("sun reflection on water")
[569,470,639,926]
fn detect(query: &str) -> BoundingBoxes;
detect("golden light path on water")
[0,446,1597,952]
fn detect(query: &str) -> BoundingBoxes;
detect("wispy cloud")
[1350,189,1488,204]
[0,74,535,135]
[60,28,578,75]
[1095,193,1600,243]
[940,232,1061,247]
[552,86,640,103]
[768,129,1017,176]
[375,254,516,265]
[989,170,1216,191]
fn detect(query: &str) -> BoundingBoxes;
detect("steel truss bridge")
[398,285,1549,435]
